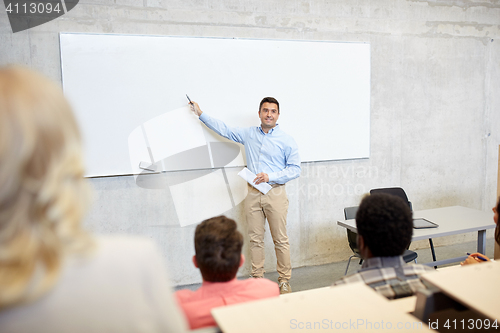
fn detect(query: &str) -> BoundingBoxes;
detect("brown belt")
[247,183,284,189]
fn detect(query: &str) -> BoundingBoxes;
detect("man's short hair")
[356,194,413,257]
[194,216,243,282]
[259,97,279,113]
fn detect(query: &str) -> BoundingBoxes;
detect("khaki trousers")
[245,184,291,282]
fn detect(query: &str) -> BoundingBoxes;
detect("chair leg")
[345,255,356,275]
[429,238,437,269]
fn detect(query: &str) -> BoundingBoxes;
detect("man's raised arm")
[189,101,245,144]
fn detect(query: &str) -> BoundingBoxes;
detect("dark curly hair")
[194,216,243,282]
[356,193,413,257]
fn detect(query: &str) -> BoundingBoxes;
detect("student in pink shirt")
[175,216,279,330]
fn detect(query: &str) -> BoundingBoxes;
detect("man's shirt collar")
[259,124,280,135]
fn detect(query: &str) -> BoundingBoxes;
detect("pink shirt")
[175,278,279,329]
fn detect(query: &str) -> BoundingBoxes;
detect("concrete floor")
[175,238,496,293]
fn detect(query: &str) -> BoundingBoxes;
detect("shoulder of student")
[245,278,280,295]
[403,263,435,274]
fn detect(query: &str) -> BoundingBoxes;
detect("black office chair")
[343,206,362,275]
[370,187,412,210]
[343,204,418,275]
[370,187,437,267]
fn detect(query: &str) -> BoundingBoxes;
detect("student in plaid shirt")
[334,194,434,299]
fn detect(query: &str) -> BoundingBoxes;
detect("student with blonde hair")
[0,66,187,332]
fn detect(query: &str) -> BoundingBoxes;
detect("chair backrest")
[370,187,412,211]
[344,206,358,220]
[344,206,359,253]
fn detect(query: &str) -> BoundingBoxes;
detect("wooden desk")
[212,283,433,332]
[283,286,418,314]
[389,296,417,314]
[420,261,500,321]
[337,206,495,266]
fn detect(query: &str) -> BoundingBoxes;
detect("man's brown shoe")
[279,281,291,294]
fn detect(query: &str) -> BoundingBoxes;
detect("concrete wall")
[1,0,499,286]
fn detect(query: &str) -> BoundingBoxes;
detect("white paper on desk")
[238,167,272,195]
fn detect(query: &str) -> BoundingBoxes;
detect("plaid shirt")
[333,256,434,299]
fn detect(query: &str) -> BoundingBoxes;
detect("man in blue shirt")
[189,97,301,294]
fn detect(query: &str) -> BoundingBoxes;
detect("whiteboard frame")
[59,33,371,177]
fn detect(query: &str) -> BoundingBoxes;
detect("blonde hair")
[0,66,92,308]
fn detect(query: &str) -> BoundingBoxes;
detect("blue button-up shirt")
[199,113,301,185]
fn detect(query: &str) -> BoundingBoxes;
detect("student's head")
[193,216,244,282]
[0,66,91,307]
[258,97,280,131]
[355,193,413,258]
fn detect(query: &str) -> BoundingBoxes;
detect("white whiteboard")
[60,33,370,177]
